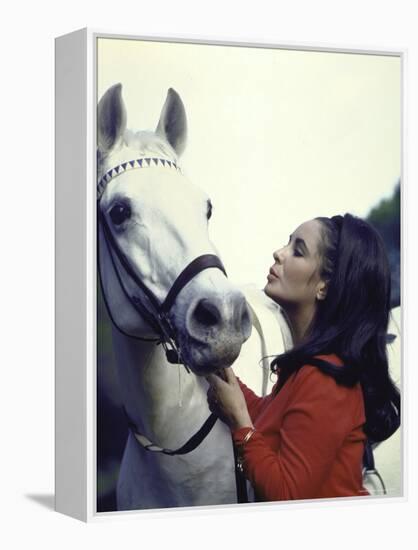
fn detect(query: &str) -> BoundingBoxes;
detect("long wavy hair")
[271,213,400,443]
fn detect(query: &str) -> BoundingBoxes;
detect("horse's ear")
[97,83,127,154]
[156,88,187,157]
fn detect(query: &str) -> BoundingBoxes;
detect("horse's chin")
[179,338,242,376]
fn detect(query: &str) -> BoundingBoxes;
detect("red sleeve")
[232,366,360,501]
[236,377,269,421]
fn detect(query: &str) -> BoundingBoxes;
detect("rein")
[124,406,218,456]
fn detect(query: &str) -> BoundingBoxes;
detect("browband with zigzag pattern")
[97,157,181,200]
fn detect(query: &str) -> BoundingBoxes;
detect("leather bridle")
[97,156,227,369]
[97,156,241,475]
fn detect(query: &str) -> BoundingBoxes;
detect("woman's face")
[264,219,327,311]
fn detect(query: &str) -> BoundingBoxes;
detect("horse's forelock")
[124,130,178,162]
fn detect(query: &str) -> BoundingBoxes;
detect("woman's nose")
[273,248,284,263]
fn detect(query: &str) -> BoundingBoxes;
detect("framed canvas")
[55,28,403,522]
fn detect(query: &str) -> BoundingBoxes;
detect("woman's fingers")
[206,367,249,429]
[205,373,216,384]
[222,367,236,384]
[207,386,217,403]
[206,372,226,389]
[206,368,236,387]
[206,385,225,419]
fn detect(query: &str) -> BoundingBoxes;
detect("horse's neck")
[112,327,209,449]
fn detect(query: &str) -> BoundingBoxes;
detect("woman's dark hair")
[271,213,400,443]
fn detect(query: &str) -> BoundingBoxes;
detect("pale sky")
[97,37,401,288]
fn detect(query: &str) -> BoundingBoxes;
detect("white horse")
[97,84,291,510]
[97,84,401,510]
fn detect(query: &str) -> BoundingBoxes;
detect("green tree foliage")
[368,182,400,249]
[366,181,400,307]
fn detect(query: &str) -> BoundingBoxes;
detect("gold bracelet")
[242,428,256,446]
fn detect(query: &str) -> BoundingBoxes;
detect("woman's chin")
[263,285,284,308]
[263,283,275,299]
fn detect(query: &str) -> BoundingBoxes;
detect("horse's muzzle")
[179,291,252,375]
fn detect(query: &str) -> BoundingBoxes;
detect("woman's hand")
[206,367,254,431]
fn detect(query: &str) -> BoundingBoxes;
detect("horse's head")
[97,84,252,375]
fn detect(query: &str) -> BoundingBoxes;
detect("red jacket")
[232,355,368,501]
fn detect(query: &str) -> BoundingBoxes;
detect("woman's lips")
[267,268,279,281]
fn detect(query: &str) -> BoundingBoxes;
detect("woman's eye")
[293,249,303,257]
[109,202,131,225]
[207,200,213,220]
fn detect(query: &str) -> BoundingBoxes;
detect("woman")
[206,214,400,501]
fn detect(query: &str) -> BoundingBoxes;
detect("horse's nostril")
[193,299,220,327]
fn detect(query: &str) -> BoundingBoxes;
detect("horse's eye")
[207,200,213,220]
[109,202,131,225]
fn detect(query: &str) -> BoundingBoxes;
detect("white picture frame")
[55,28,404,522]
